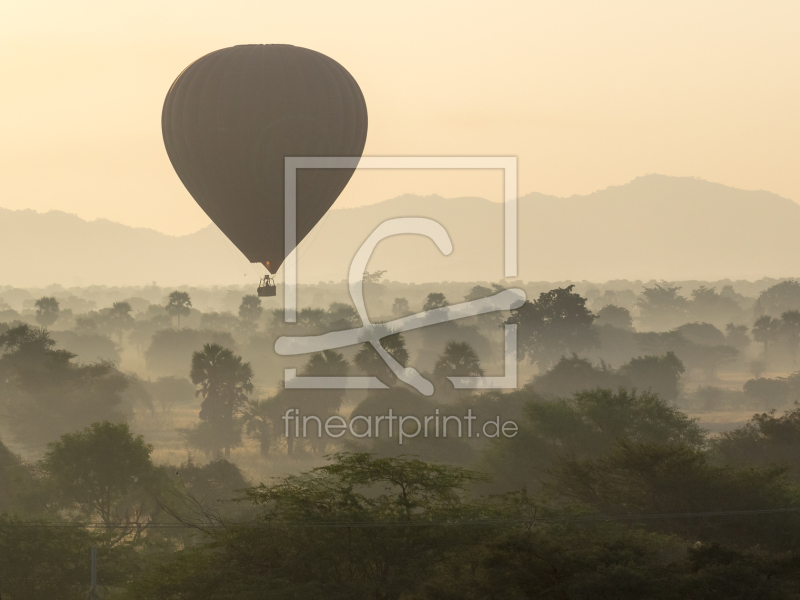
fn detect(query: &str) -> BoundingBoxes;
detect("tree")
[618,351,685,401]
[433,341,483,393]
[104,301,134,344]
[754,279,800,318]
[238,294,262,325]
[464,284,505,302]
[636,283,689,330]
[780,310,800,365]
[190,344,254,458]
[0,324,130,447]
[144,328,236,377]
[362,270,387,284]
[391,297,410,317]
[753,315,780,360]
[354,327,409,384]
[595,304,633,330]
[241,397,282,457]
[423,292,449,311]
[34,296,60,327]
[41,421,156,531]
[725,323,751,351]
[505,285,596,369]
[166,291,192,327]
[533,354,623,398]
[296,349,349,454]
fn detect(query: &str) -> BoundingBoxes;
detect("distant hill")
[1,175,799,286]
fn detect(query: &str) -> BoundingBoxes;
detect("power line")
[3,507,800,530]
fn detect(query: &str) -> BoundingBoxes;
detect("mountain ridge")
[1,175,798,286]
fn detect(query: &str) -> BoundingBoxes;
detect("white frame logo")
[274,156,525,396]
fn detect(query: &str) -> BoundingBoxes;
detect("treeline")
[5,391,800,597]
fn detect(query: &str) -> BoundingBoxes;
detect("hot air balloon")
[162,45,368,296]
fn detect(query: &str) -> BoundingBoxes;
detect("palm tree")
[34,297,60,327]
[433,341,483,394]
[238,295,263,325]
[752,315,779,361]
[300,350,348,455]
[241,397,280,457]
[105,301,134,344]
[354,326,409,385]
[166,291,192,328]
[190,343,254,458]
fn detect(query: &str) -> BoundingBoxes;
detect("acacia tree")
[238,295,262,325]
[34,296,60,327]
[166,291,192,328]
[40,421,158,533]
[190,344,253,458]
[505,285,596,369]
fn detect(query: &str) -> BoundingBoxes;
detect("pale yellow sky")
[0,0,797,235]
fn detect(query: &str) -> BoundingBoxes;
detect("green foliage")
[41,421,157,528]
[551,440,800,550]
[714,404,800,480]
[485,387,704,492]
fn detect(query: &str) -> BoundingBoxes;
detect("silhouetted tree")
[34,296,59,327]
[354,327,409,384]
[190,344,253,458]
[753,315,780,360]
[0,324,130,447]
[618,351,685,401]
[595,304,633,330]
[41,421,156,530]
[391,297,411,317]
[433,341,483,394]
[241,397,282,457]
[754,280,800,318]
[423,292,449,311]
[237,294,262,325]
[105,301,134,344]
[533,354,623,398]
[725,323,751,351]
[505,285,596,369]
[166,291,192,328]
[636,283,689,330]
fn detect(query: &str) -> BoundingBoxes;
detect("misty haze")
[3,2,800,599]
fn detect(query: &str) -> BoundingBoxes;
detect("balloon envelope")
[162,45,368,271]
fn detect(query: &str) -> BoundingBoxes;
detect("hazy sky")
[1,1,798,236]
